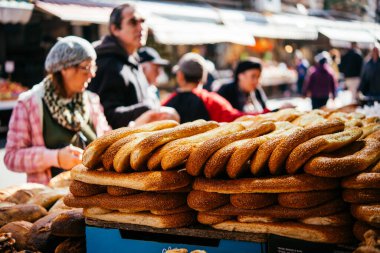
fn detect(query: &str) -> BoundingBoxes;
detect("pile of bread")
[63,108,380,245]
[0,173,85,253]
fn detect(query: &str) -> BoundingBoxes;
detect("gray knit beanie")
[45,36,96,73]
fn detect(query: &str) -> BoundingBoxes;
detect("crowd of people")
[299,42,380,109]
[3,3,380,184]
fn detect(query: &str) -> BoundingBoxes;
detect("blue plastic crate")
[86,226,266,253]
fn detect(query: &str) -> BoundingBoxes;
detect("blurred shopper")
[4,36,110,184]
[88,4,179,129]
[295,50,309,95]
[138,46,169,99]
[217,59,272,114]
[339,42,363,102]
[162,53,246,123]
[358,45,380,102]
[303,51,337,109]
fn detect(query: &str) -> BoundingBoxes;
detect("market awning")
[146,15,254,45]
[135,1,255,45]
[318,26,376,48]
[0,1,34,24]
[219,10,318,40]
[35,1,112,24]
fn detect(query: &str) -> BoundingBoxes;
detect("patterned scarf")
[42,77,89,131]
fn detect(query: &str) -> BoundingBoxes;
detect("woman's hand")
[58,145,83,170]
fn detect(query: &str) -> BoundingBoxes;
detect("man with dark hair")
[138,46,169,98]
[340,42,363,103]
[217,59,271,113]
[88,4,178,128]
[162,53,245,123]
[358,45,380,102]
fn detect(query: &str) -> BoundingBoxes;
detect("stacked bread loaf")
[0,175,86,252]
[182,110,379,244]
[63,109,380,244]
[341,158,380,242]
[64,120,226,229]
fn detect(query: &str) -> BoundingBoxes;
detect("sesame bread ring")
[278,190,340,209]
[342,173,380,189]
[304,139,380,178]
[286,128,362,174]
[83,120,178,169]
[342,189,380,204]
[351,204,380,225]
[186,122,275,176]
[230,193,277,209]
[193,174,339,194]
[130,120,219,170]
[269,119,345,175]
[187,190,229,212]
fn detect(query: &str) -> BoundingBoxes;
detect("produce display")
[0,80,28,101]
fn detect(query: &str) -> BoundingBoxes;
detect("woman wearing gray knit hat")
[4,36,111,185]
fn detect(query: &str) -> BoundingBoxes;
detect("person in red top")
[162,53,246,123]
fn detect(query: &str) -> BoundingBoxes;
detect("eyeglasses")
[76,65,97,73]
[126,16,145,26]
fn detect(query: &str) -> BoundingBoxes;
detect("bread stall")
[1,109,379,252]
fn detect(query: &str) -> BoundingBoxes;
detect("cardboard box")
[86,226,266,253]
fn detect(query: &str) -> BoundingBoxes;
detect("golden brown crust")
[160,123,247,171]
[83,120,178,169]
[212,221,353,244]
[291,112,327,127]
[50,210,85,237]
[151,205,192,215]
[207,199,346,219]
[197,212,233,225]
[286,128,362,174]
[0,204,47,227]
[353,221,380,241]
[0,221,32,251]
[270,108,303,122]
[366,129,380,142]
[106,186,140,196]
[237,215,280,223]
[102,133,149,171]
[298,212,352,227]
[342,172,380,189]
[269,119,345,175]
[113,134,152,172]
[369,160,380,173]
[187,190,229,211]
[342,189,380,204]
[230,193,277,209]
[360,123,380,139]
[148,123,236,171]
[226,136,271,179]
[186,122,275,176]
[71,164,191,191]
[351,204,380,224]
[101,134,137,171]
[203,139,252,179]
[84,211,195,228]
[130,120,219,170]
[64,192,187,211]
[193,174,339,194]
[277,190,340,209]
[250,127,302,175]
[304,139,380,177]
[250,136,283,175]
[69,180,106,197]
